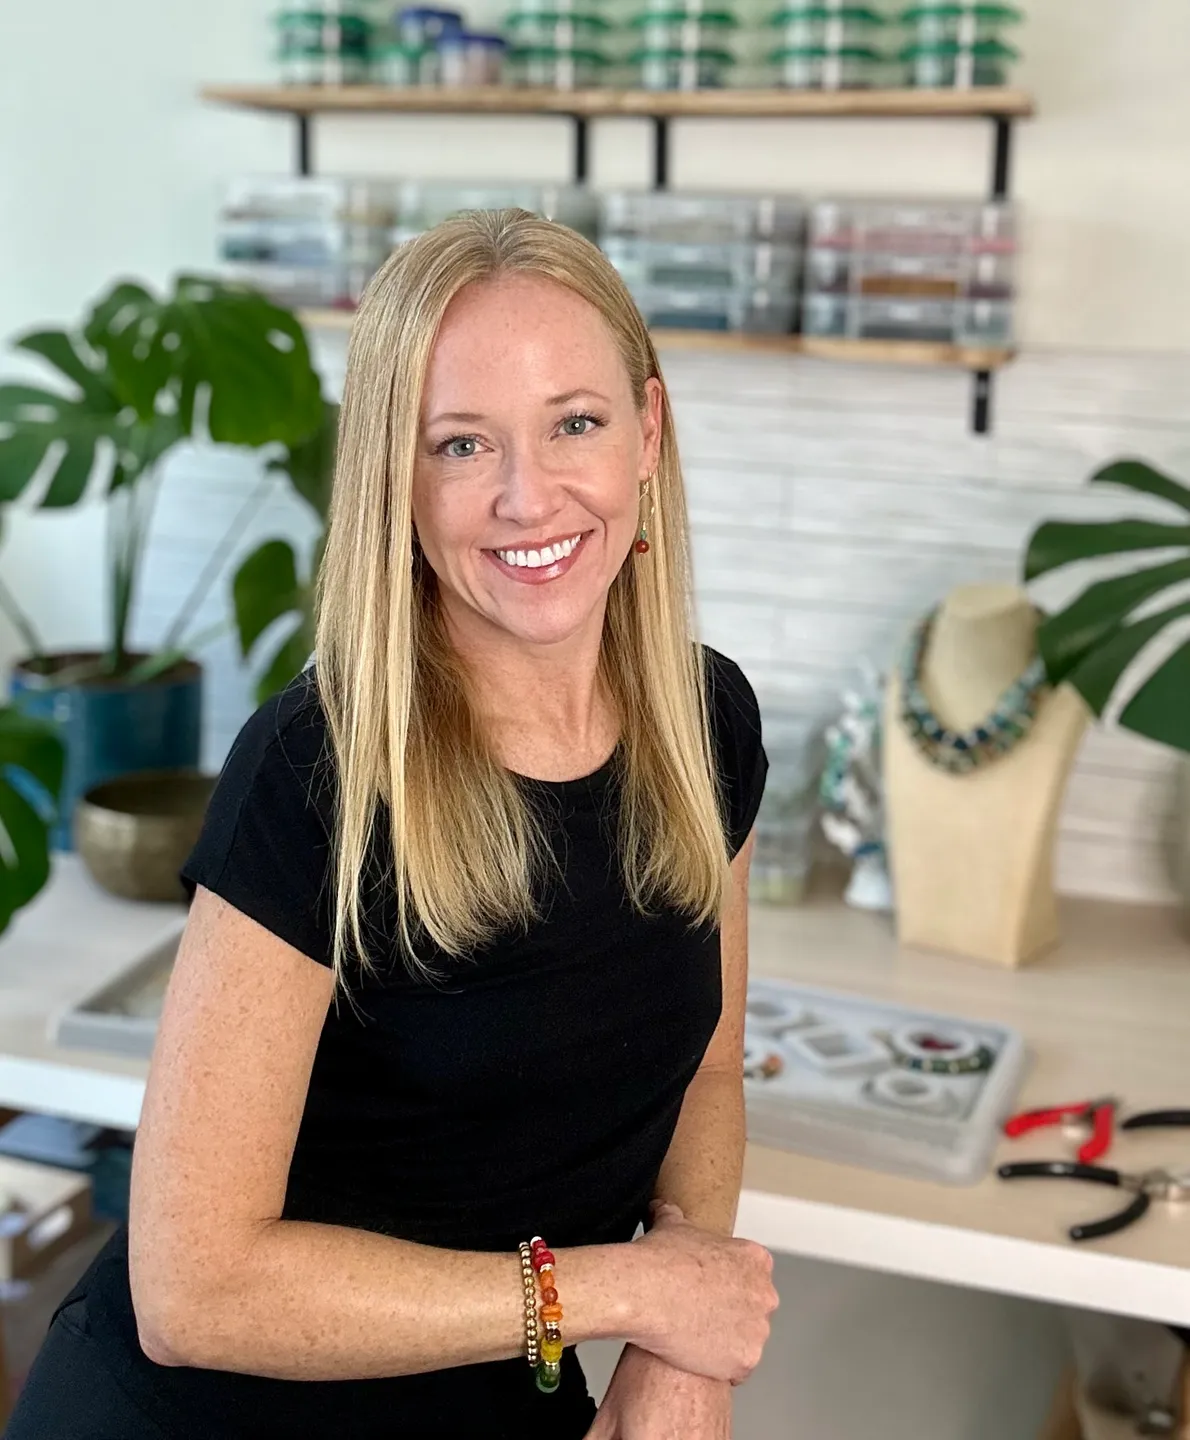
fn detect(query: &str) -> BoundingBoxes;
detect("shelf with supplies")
[201,81,1035,433]
[200,82,1033,120]
[297,307,1015,372]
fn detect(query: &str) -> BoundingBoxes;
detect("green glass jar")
[504,11,611,49]
[901,37,1018,87]
[899,3,1022,45]
[507,44,610,86]
[629,45,734,88]
[628,9,738,52]
[768,43,882,88]
[765,5,884,51]
[372,41,432,84]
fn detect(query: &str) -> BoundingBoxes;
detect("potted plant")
[0,518,64,933]
[0,275,325,847]
[232,399,337,703]
[1023,458,1190,909]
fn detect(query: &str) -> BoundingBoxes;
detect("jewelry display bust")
[883,583,1089,968]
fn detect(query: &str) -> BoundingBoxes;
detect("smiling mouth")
[487,531,587,570]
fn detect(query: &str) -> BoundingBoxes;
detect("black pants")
[4,1295,171,1439]
[4,1291,598,1440]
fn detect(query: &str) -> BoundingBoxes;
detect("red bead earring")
[635,475,653,555]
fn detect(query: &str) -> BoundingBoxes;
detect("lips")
[484,530,591,586]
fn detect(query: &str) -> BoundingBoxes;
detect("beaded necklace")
[899,608,1049,774]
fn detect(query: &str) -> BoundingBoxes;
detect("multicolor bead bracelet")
[527,1235,563,1393]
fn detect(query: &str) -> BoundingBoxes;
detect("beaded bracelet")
[529,1235,563,1393]
[518,1242,539,1367]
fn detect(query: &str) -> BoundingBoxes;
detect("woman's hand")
[627,1202,777,1384]
[585,1345,731,1440]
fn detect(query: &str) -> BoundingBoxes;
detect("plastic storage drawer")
[854,251,967,298]
[959,299,1012,345]
[219,262,352,309]
[856,297,958,341]
[600,190,805,244]
[801,291,849,336]
[602,237,801,291]
[638,283,798,334]
[396,181,599,238]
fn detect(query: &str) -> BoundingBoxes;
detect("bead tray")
[744,978,1028,1185]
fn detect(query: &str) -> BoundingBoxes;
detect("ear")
[639,377,664,479]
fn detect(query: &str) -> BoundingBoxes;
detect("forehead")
[423,273,629,406]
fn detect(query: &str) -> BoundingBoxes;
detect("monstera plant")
[0,275,324,680]
[0,275,327,848]
[233,398,338,703]
[1024,459,1190,754]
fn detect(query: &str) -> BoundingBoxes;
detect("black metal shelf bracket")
[297,114,312,177]
[571,115,589,184]
[652,117,670,191]
[970,113,1015,436]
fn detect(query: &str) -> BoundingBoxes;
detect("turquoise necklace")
[899,608,1049,775]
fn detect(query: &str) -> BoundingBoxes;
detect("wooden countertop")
[2,860,1188,1323]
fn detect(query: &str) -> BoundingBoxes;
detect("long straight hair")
[315,208,729,984]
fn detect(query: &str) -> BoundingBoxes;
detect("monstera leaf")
[1024,459,1190,754]
[0,705,64,936]
[0,275,324,508]
[233,400,338,703]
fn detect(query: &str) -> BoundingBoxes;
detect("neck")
[920,585,1038,730]
[441,594,617,779]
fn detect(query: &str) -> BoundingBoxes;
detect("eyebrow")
[424,388,612,428]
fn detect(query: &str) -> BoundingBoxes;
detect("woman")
[5,209,777,1440]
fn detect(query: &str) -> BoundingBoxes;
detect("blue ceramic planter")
[9,654,203,851]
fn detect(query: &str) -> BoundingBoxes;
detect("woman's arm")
[651,830,754,1235]
[131,887,771,1384]
[131,888,639,1378]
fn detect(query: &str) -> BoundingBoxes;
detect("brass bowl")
[75,770,217,903]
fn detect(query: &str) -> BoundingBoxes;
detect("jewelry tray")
[744,977,1028,1186]
[50,929,182,1061]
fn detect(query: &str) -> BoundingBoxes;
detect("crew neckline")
[512,744,621,795]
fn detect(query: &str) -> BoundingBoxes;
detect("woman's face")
[413,273,662,654]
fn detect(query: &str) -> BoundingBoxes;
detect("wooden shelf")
[298,308,1014,370]
[202,83,1034,121]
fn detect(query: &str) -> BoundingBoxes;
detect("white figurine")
[819,664,894,913]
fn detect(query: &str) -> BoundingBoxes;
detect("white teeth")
[493,533,584,568]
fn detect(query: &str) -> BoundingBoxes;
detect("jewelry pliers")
[998,1109,1190,1241]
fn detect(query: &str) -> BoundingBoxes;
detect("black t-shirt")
[80,647,767,1440]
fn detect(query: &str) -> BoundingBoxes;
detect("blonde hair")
[315,208,728,985]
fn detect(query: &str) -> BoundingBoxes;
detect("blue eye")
[439,436,478,459]
[560,412,604,437]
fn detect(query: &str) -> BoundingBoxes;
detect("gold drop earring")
[635,476,654,555]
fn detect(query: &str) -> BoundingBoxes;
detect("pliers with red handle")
[1003,1096,1117,1163]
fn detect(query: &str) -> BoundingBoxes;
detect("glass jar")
[765,5,885,51]
[901,38,1018,87]
[506,45,609,86]
[899,2,1021,46]
[395,5,465,48]
[628,10,738,52]
[768,44,880,88]
[629,45,734,89]
[372,42,430,85]
[439,31,508,83]
[750,721,827,907]
[275,9,370,84]
[503,12,611,50]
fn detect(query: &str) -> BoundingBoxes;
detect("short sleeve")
[703,647,768,859]
[181,672,336,967]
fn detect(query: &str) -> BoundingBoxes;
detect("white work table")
[2,860,1189,1328]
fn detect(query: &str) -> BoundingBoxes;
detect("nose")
[492,444,566,530]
